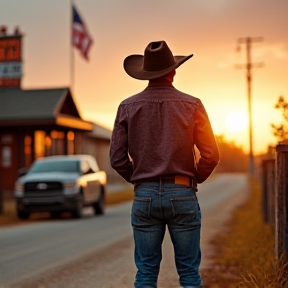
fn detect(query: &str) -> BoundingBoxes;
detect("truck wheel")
[51,211,62,219]
[17,209,30,220]
[93,192,105,215]
[71,194,83,219]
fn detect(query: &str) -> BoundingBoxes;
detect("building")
[0,87,120,193]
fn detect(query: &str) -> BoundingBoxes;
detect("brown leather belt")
[134,175,197,190]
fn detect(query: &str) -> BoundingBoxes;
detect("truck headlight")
[64,182,76,188]
[63,182,79,195]
[14,184,24,197]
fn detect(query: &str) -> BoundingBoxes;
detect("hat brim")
[124,54,193,80]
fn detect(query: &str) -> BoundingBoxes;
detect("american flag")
[72,5,93,60]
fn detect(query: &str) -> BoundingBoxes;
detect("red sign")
[0,36,22,87]
[0,78,20,87]
[0,37,21,62]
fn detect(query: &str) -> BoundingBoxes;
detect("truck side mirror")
[18,167,28,177]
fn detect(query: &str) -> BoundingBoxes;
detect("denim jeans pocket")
[132,196,152,219]
[170,196,200,224]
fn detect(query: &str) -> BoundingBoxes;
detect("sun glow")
[225,111,248,133]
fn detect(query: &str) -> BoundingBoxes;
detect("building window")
[24,135,32,167]
[57,131,65,155]
[45,135,52,156]
[35,131,45,159]
[51,130,58,155]
[50,130,65,155]
[67,131,74,155]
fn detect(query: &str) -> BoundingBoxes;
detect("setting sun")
[225,111,248,133]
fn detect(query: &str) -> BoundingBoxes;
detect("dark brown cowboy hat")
[124,40,193,80]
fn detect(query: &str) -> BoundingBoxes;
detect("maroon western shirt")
[110,79,219,184]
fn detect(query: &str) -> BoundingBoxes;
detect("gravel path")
[8,175,249,288]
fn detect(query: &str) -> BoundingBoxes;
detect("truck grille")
[24,182,63,192]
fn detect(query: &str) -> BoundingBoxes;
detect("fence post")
[262,159,275,225]
[275,144,288,259]
[0,179,3,215]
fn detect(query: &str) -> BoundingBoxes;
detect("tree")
[194,134,248,172]
[214,134,248,173]
[271,96,288,143]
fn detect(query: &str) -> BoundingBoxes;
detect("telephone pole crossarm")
[238,36,264,44]
[235,62,265,70]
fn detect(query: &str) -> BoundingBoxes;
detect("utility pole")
[236,36,264,175]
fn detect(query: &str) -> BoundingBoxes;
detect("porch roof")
[0,87,93,131]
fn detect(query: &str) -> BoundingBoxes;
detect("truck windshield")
[29,160,80,173]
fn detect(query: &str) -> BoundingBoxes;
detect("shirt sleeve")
[193,100,220,183]
[109,105,133,183]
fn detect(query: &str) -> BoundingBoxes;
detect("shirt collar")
[147,79,174,88]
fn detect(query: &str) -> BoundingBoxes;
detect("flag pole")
[70,0,74,93]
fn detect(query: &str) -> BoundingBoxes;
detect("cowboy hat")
[123,40,193,80]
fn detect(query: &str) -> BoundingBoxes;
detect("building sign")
[0,37,21,61]
[1,146,12,168]
[0,62,22,77]
[0,34,22,88]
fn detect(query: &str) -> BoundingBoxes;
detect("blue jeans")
[131,183,203,288]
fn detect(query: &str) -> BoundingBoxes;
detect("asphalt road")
[0,173,250,288]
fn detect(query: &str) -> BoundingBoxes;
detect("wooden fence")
[262,143,288,259]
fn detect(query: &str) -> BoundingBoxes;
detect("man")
[110,40,219,288]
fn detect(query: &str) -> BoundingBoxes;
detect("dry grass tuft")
[202,176,288,288]
[105,188,134,205]
[0,199,20,226]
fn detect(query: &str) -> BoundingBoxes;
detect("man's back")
[111,81,219,184]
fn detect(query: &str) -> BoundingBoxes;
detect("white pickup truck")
[14,155,107,219]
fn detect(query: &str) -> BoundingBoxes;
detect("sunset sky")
[0,0,287,155]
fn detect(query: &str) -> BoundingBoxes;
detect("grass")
[0,199,20,226]
[105,188,134,205]
[201,176,288,288]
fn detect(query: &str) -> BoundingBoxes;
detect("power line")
[235,36,264,175]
